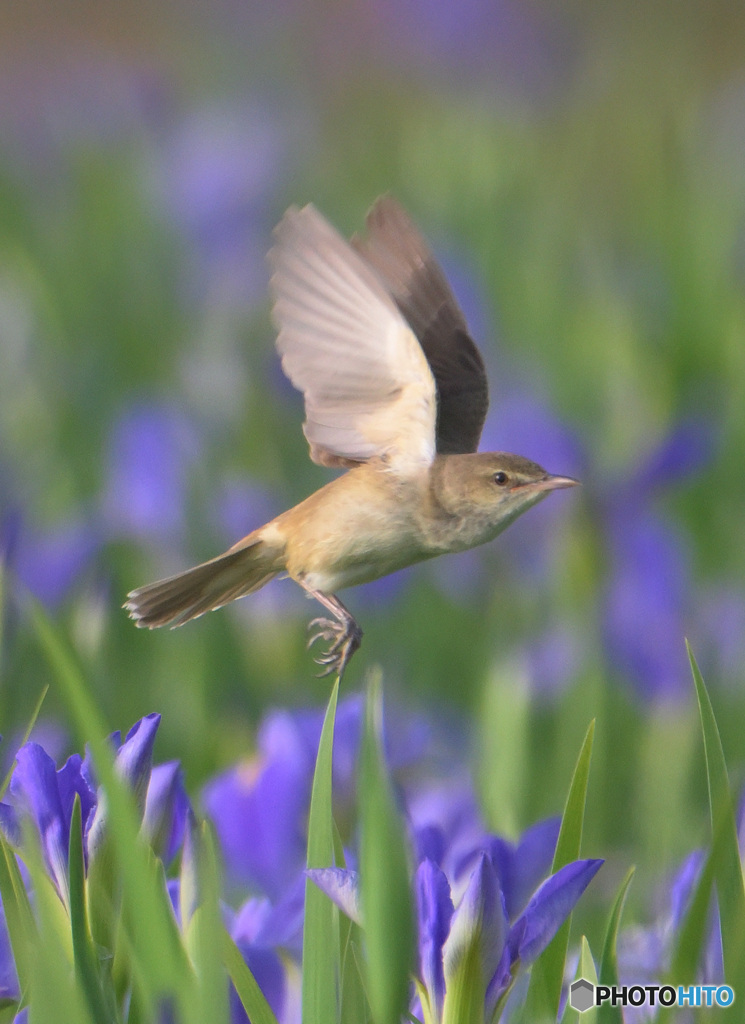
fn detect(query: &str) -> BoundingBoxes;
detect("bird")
[125,197,578,677]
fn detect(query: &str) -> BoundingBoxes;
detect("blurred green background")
[1,0,745,923]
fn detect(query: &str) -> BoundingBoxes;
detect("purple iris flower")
[481,817,562,921]
[7,745,96,900]
[102,401,201,544]
[309,847,602,1022]
[4,713,189,901]
[406,768,561,914]
[143,761,191,865]
[407,773,489,881]
[0,902,19,1005]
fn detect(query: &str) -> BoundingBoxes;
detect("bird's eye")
[493,471,509,486]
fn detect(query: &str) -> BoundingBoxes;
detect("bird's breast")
[280,466,433,592]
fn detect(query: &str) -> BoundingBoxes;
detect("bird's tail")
[124,531,285,629]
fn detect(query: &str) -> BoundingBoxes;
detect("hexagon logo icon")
[569,978,595,1013]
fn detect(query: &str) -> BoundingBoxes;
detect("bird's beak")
[532,474,580,493]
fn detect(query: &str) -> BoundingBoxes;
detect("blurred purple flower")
[202,712,310,900]
[375,0,571,101]
[618,849,724,1022]
[203,694,431,898]
[525,624,583,700]
[627,417,716,496]
[102,402,201,543]
[227,883,303,1024]
[10,516,100,608]
[152,104,289,307]
[603,510,693,703]
[599,418,718,704]
[213,476,283,545]
[0,49,165,182]
[2,720,68,779]
[407,774,487,880]
[694,585,745,689]
[143,761,190,865]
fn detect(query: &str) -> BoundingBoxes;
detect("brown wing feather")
[269,204,437,475]
[353,196,489,455]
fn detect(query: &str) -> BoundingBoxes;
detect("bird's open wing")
[353,196,489,455]
[269,204,437,473]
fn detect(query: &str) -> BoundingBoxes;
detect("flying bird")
[125,197,577,676]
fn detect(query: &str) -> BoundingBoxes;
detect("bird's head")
[433,452,578,537]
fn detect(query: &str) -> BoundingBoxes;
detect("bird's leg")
[299,584,362,678]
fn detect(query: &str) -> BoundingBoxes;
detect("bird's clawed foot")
[306,613,362,678]
[298,584,363,678]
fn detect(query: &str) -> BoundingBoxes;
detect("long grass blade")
[597,867,634,1024]
[223,931,280,1024]
[302,679,340,1024]
[0,684,49,800]
[688,642,745,995]
[69,794,112,1024]
[359,670,415,1024]
[525,720,595,1021]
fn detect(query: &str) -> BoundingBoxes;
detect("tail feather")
[125,537,282,629]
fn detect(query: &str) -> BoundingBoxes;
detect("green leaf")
[688,641,745,993]
[339,915,369,1024]
[477,659,530,835]
[561,936,598,1024]
[20,819,95,1024]
[597,867,635,1024]
[223,930,280,1024]
[0,834,37,996]
[359,670,415,1024]
[656,844,716,1024]
[184,823,230,1024]
[0,684,49,800]
[69,795,112,1024]
[441,936,486,1024]
[302,678,340,1024]
[668,845,715,983]
[524,720,595,1022]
